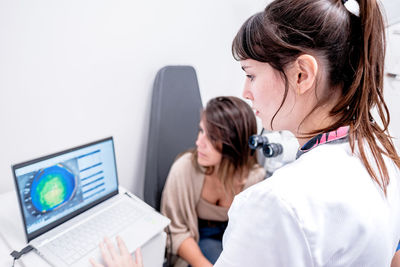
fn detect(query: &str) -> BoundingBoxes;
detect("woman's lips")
[198,151,206,158]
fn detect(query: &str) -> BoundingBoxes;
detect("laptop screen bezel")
[12,137,120,243]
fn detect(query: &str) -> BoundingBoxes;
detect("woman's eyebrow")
[241,65,252,71]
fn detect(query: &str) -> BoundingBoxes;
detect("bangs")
[232,12,265,61]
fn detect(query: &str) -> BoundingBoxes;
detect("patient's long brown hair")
[232,0,400,194]
[192,96,259,195]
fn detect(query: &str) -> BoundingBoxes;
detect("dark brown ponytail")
[348,0,399,194]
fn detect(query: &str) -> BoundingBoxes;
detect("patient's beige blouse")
[160,152,265,267]
[196,197,228,221]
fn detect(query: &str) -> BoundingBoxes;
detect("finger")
[135,248,143,266]
[99,241,114,266]
[89,257,105,267]
[116,236,130,256]
[104,237,119,261]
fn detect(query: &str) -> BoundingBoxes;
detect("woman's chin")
[198,157,214,167]
[197,159,208,166]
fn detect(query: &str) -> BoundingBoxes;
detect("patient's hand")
[90,236,143,267]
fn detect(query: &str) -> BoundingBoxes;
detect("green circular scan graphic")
[30,164,76,213]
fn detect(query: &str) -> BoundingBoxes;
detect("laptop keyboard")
[44,200,146,265]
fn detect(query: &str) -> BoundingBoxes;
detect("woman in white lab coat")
[91,0,400,266]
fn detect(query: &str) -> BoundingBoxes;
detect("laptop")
[12,137,170,266]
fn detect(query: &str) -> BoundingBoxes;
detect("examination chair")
[144,65,203,212]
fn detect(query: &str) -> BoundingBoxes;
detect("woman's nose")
[242,83,253,100]
[196,133,203,147]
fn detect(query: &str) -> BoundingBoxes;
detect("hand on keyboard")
[89,236,143,267]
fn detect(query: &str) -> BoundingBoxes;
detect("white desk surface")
[0,190,43,267]
[0,190,166,267]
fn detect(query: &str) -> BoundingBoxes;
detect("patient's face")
[195,120,222,167]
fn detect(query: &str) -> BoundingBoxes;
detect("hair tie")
[342,0,360,17]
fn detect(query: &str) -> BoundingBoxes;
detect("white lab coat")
[215,141,400,267]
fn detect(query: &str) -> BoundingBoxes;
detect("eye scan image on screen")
[14,140,118,234]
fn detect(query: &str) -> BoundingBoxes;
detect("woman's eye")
[246,75,254,81]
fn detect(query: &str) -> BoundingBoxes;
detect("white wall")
[385,22,400,150]
[0,0,268,196]
[383,0,400,26]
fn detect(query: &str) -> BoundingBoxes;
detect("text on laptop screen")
[14,139,118,234]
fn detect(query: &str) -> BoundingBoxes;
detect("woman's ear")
[292,54,318,95]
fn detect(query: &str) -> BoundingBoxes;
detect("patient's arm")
[178,237,213,267]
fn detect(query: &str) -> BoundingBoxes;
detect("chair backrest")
[144,66,203,211]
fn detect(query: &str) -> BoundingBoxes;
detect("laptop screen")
[12,137,119,242]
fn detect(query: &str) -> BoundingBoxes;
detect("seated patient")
[161,96,265,267]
